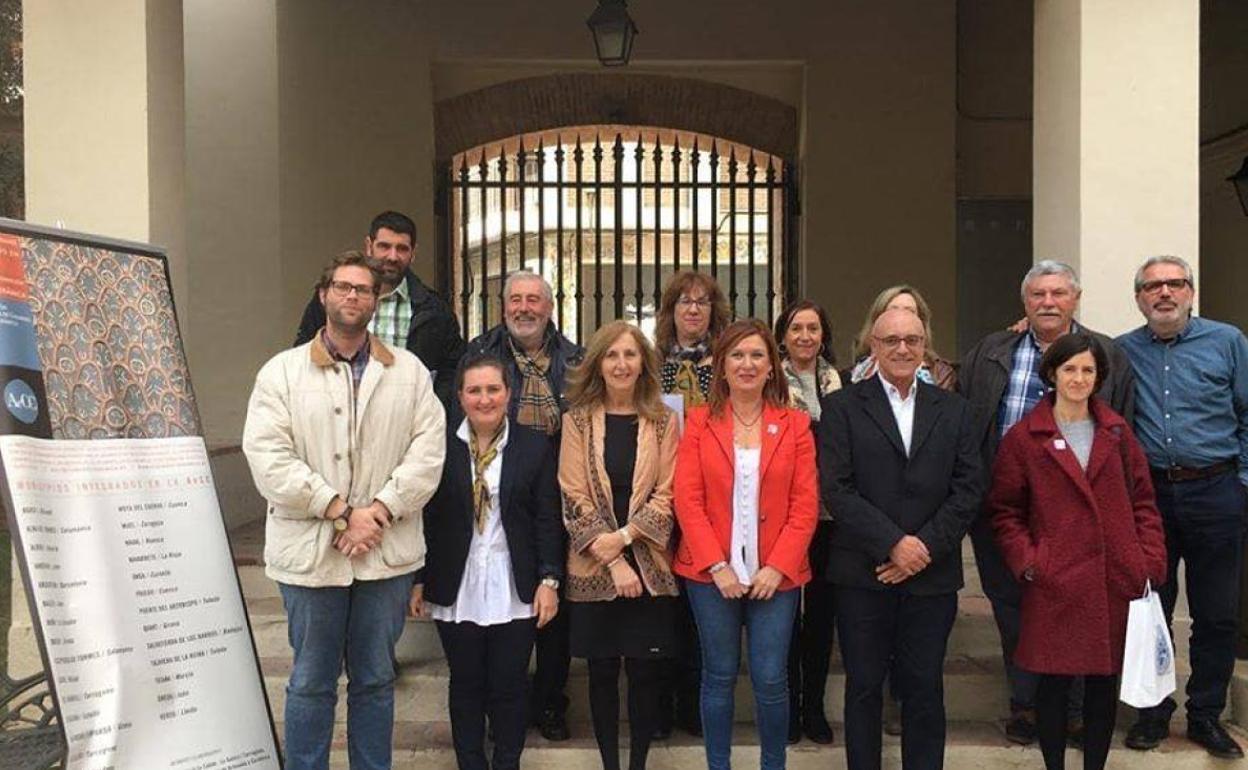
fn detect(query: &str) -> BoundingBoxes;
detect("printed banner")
[0,219,280,770]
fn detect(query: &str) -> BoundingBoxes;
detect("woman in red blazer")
[989,333,1166,770]
[673,319,818,770]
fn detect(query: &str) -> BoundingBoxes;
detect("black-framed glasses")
[328,280,377,298]
[1139,278,1191,295]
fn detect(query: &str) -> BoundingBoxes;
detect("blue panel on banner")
[0,298,42,371]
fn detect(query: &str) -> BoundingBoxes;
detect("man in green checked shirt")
[295,211,465,406]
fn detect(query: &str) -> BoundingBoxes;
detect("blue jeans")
[685,579,799,770]
[279,575,412,770]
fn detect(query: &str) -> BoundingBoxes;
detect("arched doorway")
[442,125,795,344]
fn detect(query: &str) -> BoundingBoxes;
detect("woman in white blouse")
[410,353,562,770]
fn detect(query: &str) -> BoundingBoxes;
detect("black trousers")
[532,585,572,719]
[837,586,957,770]
[436,617,537,770]
[788,520,836,718]
[1036,674,1116,770]
[1142,469,1246,722]
[587,657,665,770]
[657,568,702,730]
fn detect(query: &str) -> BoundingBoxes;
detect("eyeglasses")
[327,280,377,298]
[873,334,926,349]
[676,297,711,309]
[1138,278,1190,295]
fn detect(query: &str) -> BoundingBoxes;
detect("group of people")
[241,209,1248,770]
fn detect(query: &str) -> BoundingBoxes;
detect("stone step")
[258,651,1213,728]
[294,720,1247,770]
[243,591,1197,667]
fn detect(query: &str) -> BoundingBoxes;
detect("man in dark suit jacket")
[820,308,983,770]
[294,210,465,406]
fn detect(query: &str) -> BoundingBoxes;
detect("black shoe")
[652,713,673,741]
[788,706,802,744]
[1187,718,1244,759]
[537,709,570,742]
[1124,716,1170,750]
[1004,710,1037,745]
[803,712,835,745]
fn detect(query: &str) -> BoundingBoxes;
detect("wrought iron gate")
[440,127,798,344]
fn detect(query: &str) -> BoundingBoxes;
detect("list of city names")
[1,435,279,770]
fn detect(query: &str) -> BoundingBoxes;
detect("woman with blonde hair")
[560,320,681,770]
[849,285,956,391]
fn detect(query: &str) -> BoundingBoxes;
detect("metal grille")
[440,126,797,344]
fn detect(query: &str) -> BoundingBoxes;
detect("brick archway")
[433,73,798,164]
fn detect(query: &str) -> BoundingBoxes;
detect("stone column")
[12,0,186,676]
[1032,0,1199,335]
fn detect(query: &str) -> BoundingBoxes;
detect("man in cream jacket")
[243,251,446,770]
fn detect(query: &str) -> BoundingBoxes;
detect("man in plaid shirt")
[295,211,464,406]
[958,260,1135,745]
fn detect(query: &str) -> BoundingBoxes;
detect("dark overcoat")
[988,395,1167,674]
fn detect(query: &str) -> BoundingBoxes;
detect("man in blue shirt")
[1118,255,1248,759]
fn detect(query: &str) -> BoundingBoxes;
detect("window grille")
[441,126,798,344]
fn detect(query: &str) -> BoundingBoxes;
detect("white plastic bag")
[1119,581,1177,708]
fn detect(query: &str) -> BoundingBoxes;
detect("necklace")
[731,404,763,428]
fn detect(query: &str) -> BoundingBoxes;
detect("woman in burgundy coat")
[989,332,1166,770]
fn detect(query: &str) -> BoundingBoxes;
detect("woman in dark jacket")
[989,333,1166,770]
[774,299,841,744]
[410,352,562,770]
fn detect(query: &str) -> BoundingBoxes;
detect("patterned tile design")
[21,238,200,438]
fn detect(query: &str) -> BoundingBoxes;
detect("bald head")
[873,308,925,339]
[871,308,927,391]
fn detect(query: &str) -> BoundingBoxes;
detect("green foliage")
[0,0,20,115]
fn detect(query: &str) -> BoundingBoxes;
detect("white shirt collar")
[456,417,511,452]
[879,373,918,404]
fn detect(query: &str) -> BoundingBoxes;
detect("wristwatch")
[617,526,634,546]
[333,505,353,533]
[540,577,560,591]
[708,561,728,575]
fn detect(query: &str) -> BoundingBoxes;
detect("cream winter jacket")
[242,333,446,587]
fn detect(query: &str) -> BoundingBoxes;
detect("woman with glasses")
[848,285,956,391]
[560,321,680,770]
[653,270,732,737]
[655,271,733,410]
[674,319,818,770]
[772,300,841,745]
[989,333,1166,769]
[410,353,562,770]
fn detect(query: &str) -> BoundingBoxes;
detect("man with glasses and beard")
[1118,255,1248,759]
[294,210,464,405]
[244,251,446,770]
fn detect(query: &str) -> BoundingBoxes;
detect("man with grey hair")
[463,268,584,741]
[959,259,1135,744]
[1118,255,1248,758]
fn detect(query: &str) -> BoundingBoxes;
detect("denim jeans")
[685,579,799,770]
[279,574,412,770]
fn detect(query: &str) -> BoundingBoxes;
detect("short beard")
[327,306,371,335]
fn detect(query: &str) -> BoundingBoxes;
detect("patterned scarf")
[668,339,712,407]
[509,336,562,435]
[469,422,506,534]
